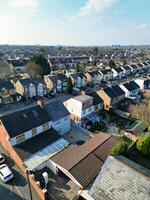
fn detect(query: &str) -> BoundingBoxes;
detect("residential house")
[129,64,139,74]
[143,61,150,72]
[97,87,121,110]
[99,69,113,82]
[85,71,103,86]
[120,80,140,98]
[56,73,67,92]
[0,80,20,105]
[0,103,70,199]
[69,72,87,88]
[45,100,71,135]
[44,73,67,93]
[87,91,103,112]
[8,59,27,73]
[111,67,124,79]
[134,79,144,90]
[121,65,132,76]
[44,75,57,93]
[144,79,150,90]
[111,85,125,102]
[80,155,150,200]
[64,95,94,122]
[16,78,46,98]
[137,63,144,73]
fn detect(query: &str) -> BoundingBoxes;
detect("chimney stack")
[37,97,44,108]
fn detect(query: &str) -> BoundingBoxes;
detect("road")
[0,93,72,117]
[0,145,41,200]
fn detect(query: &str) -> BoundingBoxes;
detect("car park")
[0,164,14,183]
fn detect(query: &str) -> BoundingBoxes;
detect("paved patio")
[63,125,92,144]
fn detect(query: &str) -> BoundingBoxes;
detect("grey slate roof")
[20,78,45,86]
[19,78,35,86]
[123,81,140,91]
[103,87,118,99]
[122,65,131,70]
[89,155,150,200]
[0,105,51,138]
[57,74,67,81]
[88,71,100,77]
[0,80,15,91]
[44,100,70,121]
[130,64,138,69]
[70,72,86,80]
[113,67,124,73]
[87,92,103,105]
[100,69,112,75]
[112,85,125,96]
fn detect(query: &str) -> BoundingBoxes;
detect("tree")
[111,141,128,155]
[67,77,73,94]
[0,59,13,80]
[129,103,150,123]
[26,61,42,78]
[108,59,116,68]
[30,54,50,75]
[93,47,99,55]
[136,135,150,157]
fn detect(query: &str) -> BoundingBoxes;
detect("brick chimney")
[37,98,44,108]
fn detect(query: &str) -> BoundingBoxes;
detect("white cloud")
[71,0,118,20]
[8,0,39,11]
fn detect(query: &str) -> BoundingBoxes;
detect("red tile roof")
[51,132,110,171]
[93,137,118,162]
[70,153,103,188]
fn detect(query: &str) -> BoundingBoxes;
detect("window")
[88,107,92,112]
[16,134,25,144]
[32,128,37,136]
[83,110,86,115]
[54,121,60,126]
[43,123,49,131]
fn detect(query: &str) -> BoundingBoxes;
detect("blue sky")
[0,0,150,45]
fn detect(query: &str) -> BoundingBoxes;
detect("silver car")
[0,164,14,182]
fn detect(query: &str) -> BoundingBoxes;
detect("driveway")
[0,145,41,200]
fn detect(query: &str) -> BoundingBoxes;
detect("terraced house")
[0,80,20,105]
[16,78,46,98]
[0,101,71,200]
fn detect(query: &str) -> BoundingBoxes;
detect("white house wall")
[11,121,52,146]
[52,116,70,135]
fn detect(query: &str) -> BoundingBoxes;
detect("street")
[0,93,72,117]
[0,145,41,200]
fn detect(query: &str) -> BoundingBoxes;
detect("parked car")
[49,91,56,97]
[0,154,5,164]
[0,164,14,182]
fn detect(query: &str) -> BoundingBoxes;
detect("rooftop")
[0,105,51,138]
[87,91,103,105]
[51,132,110,171]
[14,128,61,161]
[89,155,150,200]
[74,94,93,103]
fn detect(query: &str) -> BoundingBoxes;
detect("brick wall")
[0,123,47,200]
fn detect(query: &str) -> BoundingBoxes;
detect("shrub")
[111,141,128,155]
[136,135,150,157]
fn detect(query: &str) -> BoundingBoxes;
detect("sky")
[0,0,150,46]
